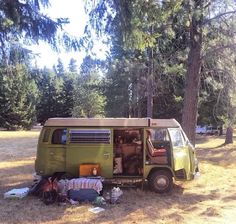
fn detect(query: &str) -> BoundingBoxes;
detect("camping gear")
[88,207,105,214]
[93,196,106,205]
[68,189,99,202]
[110,187,123,204]
[68,178,103,194]
[4,187,29,199]
[41,177,59,205]
[79,164,101,176]
[29,176,59,205]
[57,179,69,196]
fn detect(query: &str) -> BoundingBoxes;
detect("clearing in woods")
[0,130,236,224]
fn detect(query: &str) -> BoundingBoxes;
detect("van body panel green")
[47,144,66,174]
[144,165,174,179]
[66,144,113,177]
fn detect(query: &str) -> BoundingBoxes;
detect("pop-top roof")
[44,118,180,128]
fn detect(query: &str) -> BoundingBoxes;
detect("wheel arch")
[147,167,174,181]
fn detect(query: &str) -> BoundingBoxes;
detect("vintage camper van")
[35,118,199,193]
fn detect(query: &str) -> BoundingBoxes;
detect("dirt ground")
[0,130,236,224]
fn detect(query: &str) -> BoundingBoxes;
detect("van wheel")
[148,170,173,193]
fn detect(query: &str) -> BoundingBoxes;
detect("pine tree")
[0,63,38,130]
[56,58,65,78]
[73,57,105,118]
[57,72,75,117]
[36,68,61,123]
[68,58,77,73]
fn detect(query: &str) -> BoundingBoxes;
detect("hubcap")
[156,176,168,189]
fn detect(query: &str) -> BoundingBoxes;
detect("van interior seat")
[146,139,168,164]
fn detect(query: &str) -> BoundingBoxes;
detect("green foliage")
[68,58,78,73]
[35,59,76,123]
[36,68,61,123]
[55,58,65,77]
[0,0,66,51]
[104,59,130,117]
[73,56,105,118]
[0,63,38,130]
[0,0,235,132]
[83,0,236,138]
[57,72,75,117]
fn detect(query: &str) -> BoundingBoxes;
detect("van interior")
[113,129,143,176]
[113,128,171,176]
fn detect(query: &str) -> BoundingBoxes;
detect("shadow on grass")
[222,195,236,203]
[67,188,223,224]
[195,134,226,144]
[197,146,236,167]
[196,135,236,147]
[0,161,227,224]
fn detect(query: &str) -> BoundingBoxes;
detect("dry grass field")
[0,130,236,224]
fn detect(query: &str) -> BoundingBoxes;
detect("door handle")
[103,153,110,158]
[50,152,54,155]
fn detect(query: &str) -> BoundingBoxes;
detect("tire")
[148,170,173,193]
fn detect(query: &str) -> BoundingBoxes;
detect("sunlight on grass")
[0,159,34,169]
[0,130,40,138]
[195,136,225,148]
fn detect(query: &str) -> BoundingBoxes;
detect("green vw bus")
[35,118,199,193]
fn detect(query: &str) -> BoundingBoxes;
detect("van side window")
[168,128,184,147]
[51,129,67,144]
[42,129,51,142]
[69,129,111,144]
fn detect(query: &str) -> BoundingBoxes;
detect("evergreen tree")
[55,58,65,78]
[0,62,38,130]
[57,72,75,117]
[36,68,61,123]
[104,60,130,117]
[0,0,68,54]
[73,56,105,118]
[68,58,77,73]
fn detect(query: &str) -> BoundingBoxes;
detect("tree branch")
[204,10,236,25]
[201,44,236,59]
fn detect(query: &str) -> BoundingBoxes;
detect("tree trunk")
[137,75,142,118]
[147,47,154,118]
[147,25,154,118]
[182,1,203,146]
[225,126,233,144]
[147,70,153,118]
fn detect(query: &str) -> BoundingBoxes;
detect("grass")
[0,131,236,223]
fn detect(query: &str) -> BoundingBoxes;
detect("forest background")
[0,0,236,145]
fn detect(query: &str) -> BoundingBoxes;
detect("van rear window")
[69,129,111,144]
